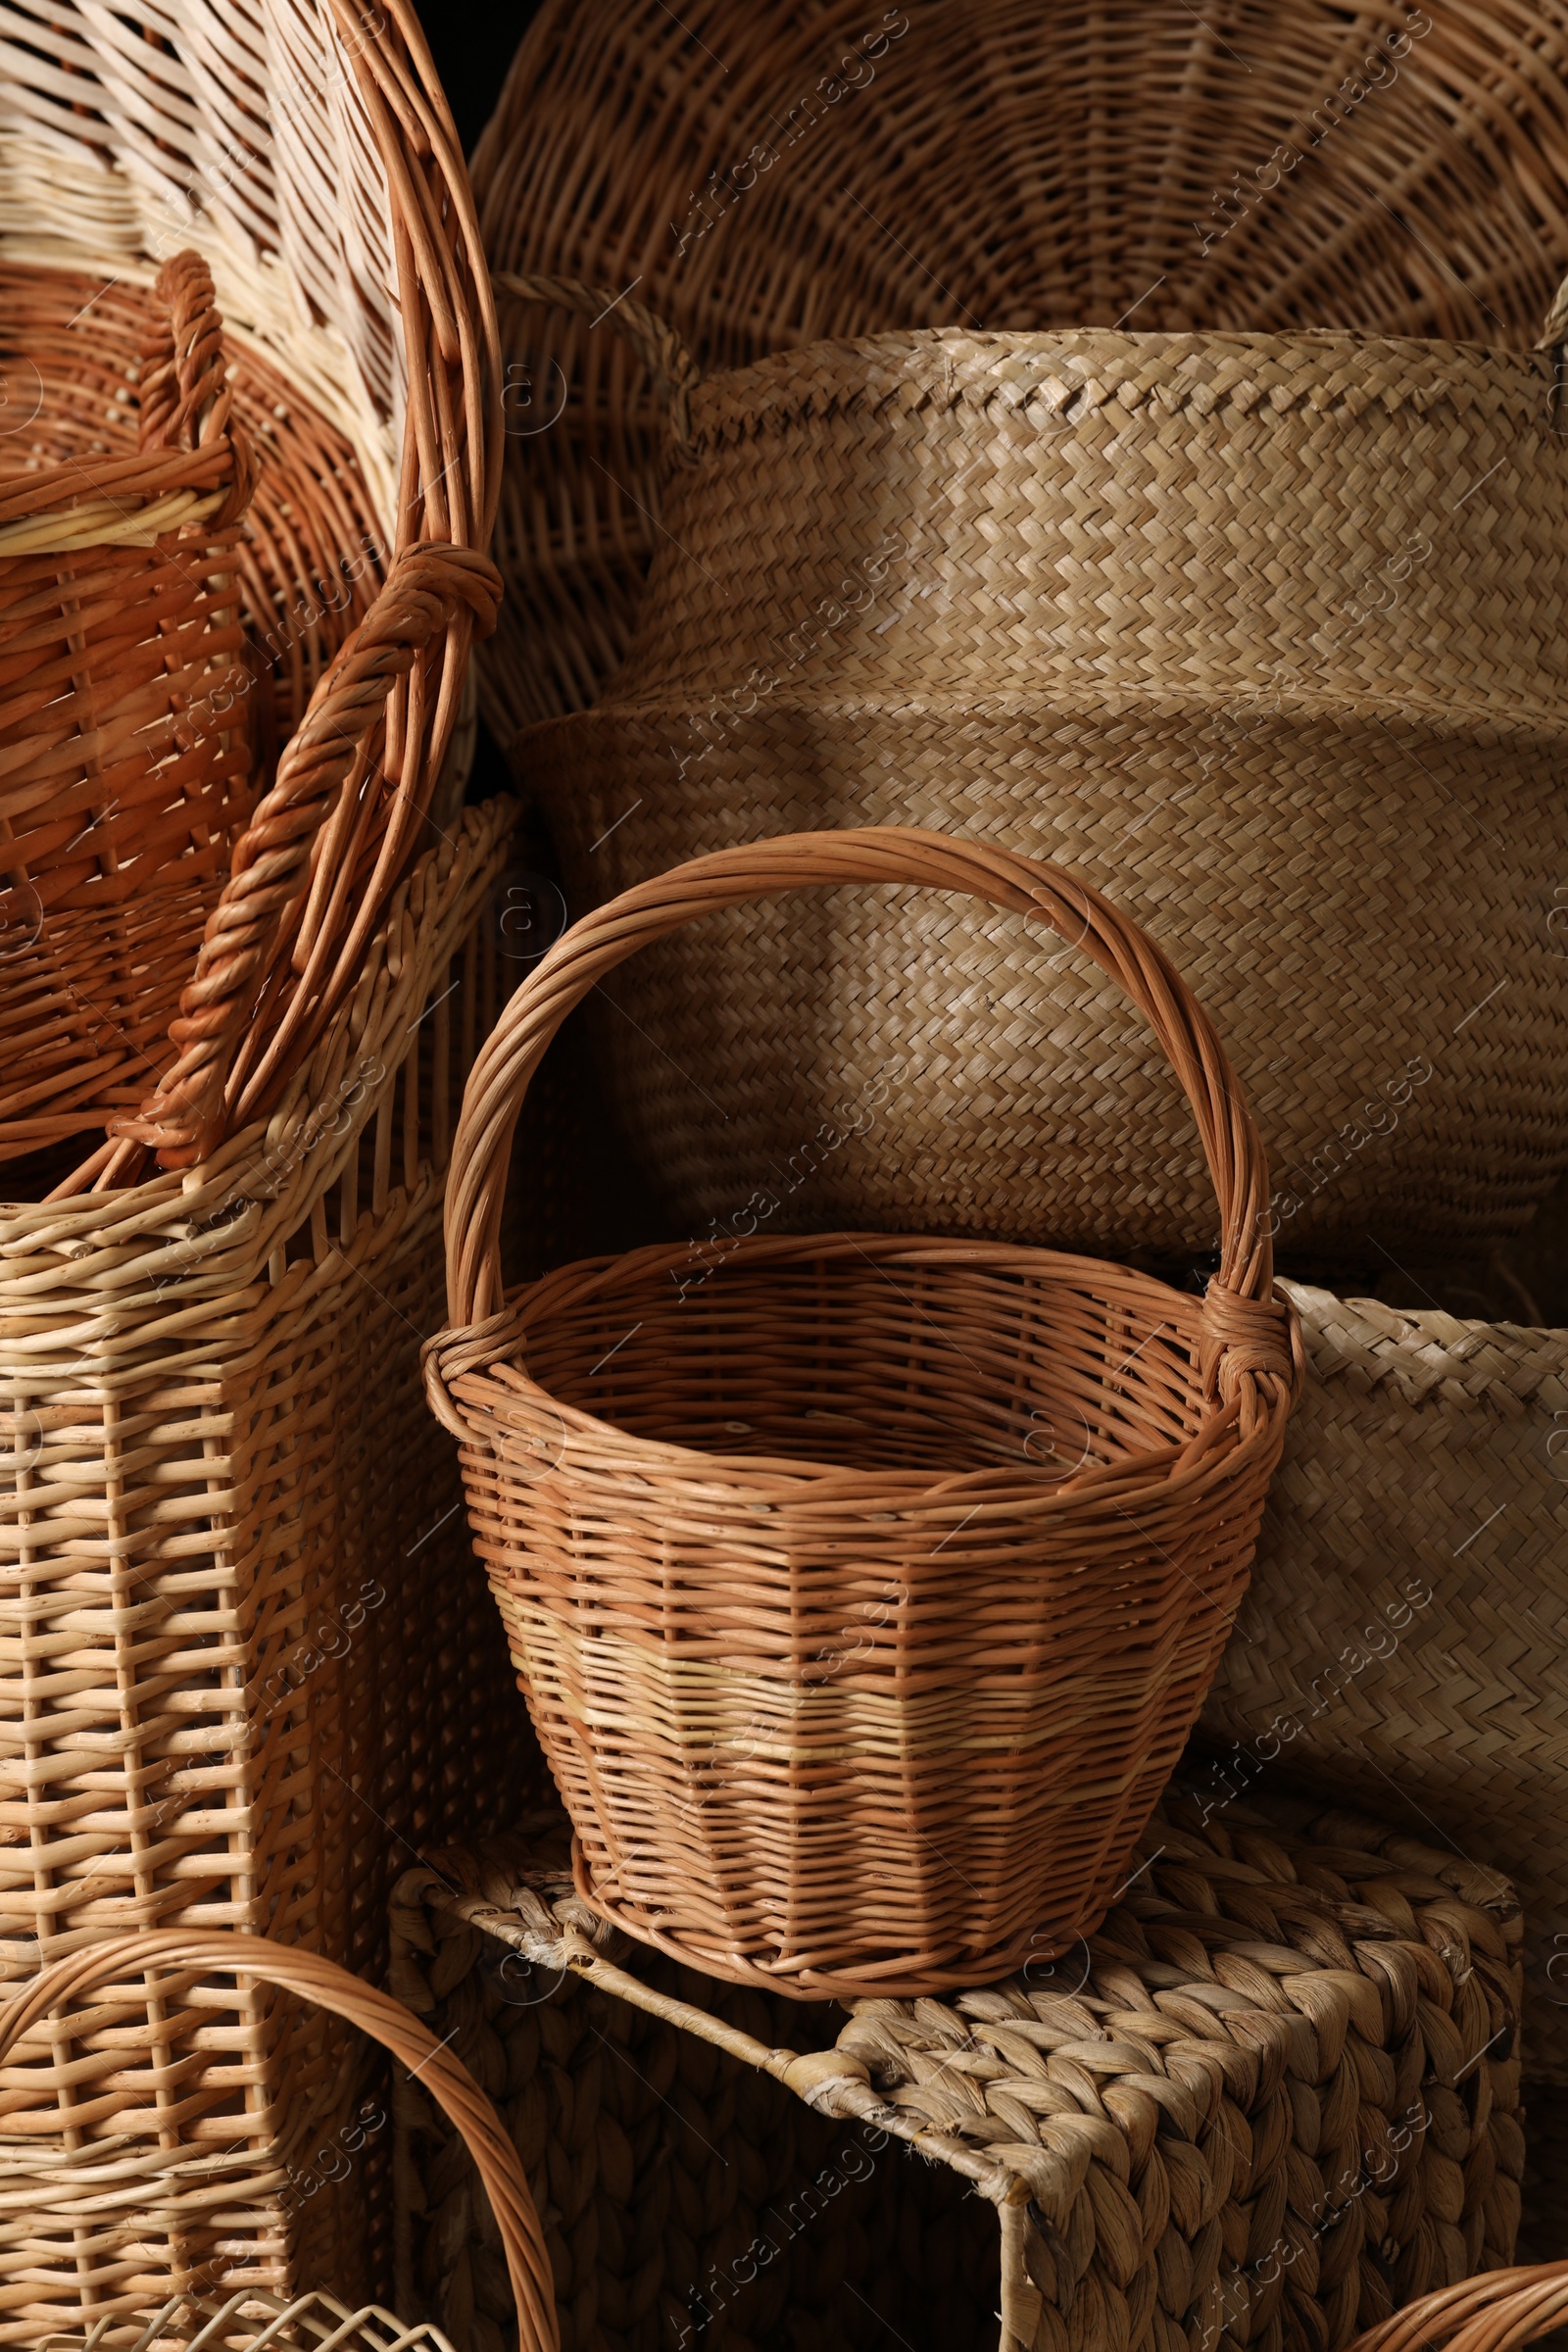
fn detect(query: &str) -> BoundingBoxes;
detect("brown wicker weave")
[478,0,1568,1262]
[427,826,1299,1998]
[0,802,549,2340]
[0,248,257,1167]
[391,1788,1525,2352]
[1199,1283,1568,2087]
[0,0,502,1193]
[50,2292,458,2352]
[1348,2266,1568,2352]
[5,1931,558,2352]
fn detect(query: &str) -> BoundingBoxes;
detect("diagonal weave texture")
[1200,1282,1568,2082]
[514,319,1568,1259]
[389,1787,1525,2352]
[427,825,1299,1998]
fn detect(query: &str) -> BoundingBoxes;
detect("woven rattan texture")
[512,316,1568,1258]
[48,2290,459,2351]
[474,0,1568,737]
[0,0,503,1190]
[428,827,1298,1998]
[1200,1283,1568,2085]
[0,263,379,1168]
[390,1789,1524,2352]
[0,804,546,2340]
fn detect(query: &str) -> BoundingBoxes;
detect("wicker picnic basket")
[0,248,260,1166]
[0,0,502,1196]
[1198,1284,1568,2087]
[7,1929,558,2352]
[481,0,1568,1262]
[391,1789,1526,2352]
[426,826,1300,2000]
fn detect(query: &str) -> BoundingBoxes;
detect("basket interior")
[522,1249,1208,1478]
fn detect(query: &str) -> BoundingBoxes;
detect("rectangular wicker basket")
[389,1788,1524,2352]
[0,801,548,2342]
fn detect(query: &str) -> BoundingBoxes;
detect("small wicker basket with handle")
[0,248,257,1165]
[6,1930,560,2352]
[426,825,1301,2000]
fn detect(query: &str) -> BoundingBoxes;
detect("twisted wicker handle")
[492,270,700,457]
[1350,2263,1568,2352]
[136,250,257,527]
[0,1930,560,2352]
[442,825,1287,1391]
[109,540,502,1166]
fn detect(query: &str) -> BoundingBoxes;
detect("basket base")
[569,1833,1087,2002]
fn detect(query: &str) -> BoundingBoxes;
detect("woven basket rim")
[427,1228,1292,1503]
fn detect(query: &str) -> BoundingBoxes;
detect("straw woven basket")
[392,1790,1525,2352]
[479,0,1568,1262]
[0,0,502,1193]
[1198,1284,1568,2086]
[0,802,553,2339]
[0,249,259,1167]
[427,826,1300,1999]
[8,1930,558,2352]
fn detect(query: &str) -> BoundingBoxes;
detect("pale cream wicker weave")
[1200,1284,1568,2087]
[391,1789,1525,2352]
[428,825,1299,1998]
[477,0,1568,1263]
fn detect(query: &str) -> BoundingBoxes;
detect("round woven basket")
[0,250,258,1168]
[479,0,1568,1262]
[426,825,1300,2000]
[8,1930,559,2352]
[0,0,502,1195]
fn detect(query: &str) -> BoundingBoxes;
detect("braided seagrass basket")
[9,1930,558,2352]
[0,249,259,1165]
[391,1789,1525,2352]
[1198,1285,1568,2087]
[426,827,1300,1999]
[482,0,1568,1261]
[0,0,502,1193]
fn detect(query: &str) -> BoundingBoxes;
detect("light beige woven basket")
[479,0,1568,1263]
[1199,1282,1568,2085]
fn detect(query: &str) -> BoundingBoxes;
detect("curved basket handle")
[0,1929,560,2352]
[441,825,1291,1397]
[1349,2263,1568,2352]
[492,270,701,459]
[136,251,257,526]
[108,540,502,1167]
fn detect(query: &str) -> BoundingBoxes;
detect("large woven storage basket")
[8,1930,558,2352]
[427,827,1299,1999]
[392,1790,1525,2352]
[0,249,260,1165]
[0,804,544,2342]
[481,0,1568,1262]
[1197,1284,1568,2087]
[0,0,502,1193]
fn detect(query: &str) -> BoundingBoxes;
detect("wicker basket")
[426,826,1299,1999]
[1198,1284,1568,2086]
[0,801,555,2341]
[1348,2265,1568,2352]
[0,249,258,1166]
[7,1929,557,2352]
[479,0,1568,1262]
[390,1788,1525,2352]
[0,0,502,1192]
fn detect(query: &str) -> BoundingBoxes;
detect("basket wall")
[0,803,548,2344]
[1200,1283,1568,2083]
[389,1790,1524,2352]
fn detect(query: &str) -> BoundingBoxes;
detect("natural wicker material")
[1199,1283,1568,2086]
[391,1788,1525,2352]
[6,1931,558,2352]
[55,2291,459,2352]
[0,249,257,1166]
[427,825,1299,1997]
[0,0,502,1191]
[476,0,1568,741]
[0,801,546,2340]
[1348,2266,1568,2352]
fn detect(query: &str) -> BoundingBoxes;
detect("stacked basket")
[445,0,1568,2331]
